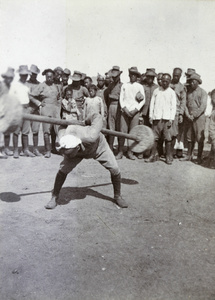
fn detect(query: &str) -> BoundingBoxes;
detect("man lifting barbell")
[0,94,154,210]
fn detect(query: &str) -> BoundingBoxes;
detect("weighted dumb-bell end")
[0,94,23,134]
[128,125,155,153]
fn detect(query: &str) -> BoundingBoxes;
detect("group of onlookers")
[0,64,215,168]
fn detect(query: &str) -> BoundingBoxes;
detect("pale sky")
[0,0,215,91]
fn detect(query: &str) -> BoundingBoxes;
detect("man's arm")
[192,89,207,118]
[29,83,43,107]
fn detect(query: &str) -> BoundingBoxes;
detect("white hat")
[56,135,81,150]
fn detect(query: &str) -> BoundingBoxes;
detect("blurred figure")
[0,67,15,158]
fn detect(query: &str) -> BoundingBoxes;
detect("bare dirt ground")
[0,133,215,300]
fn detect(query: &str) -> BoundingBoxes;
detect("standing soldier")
[104,66,123,152]
[138,68,158,159]
[170,68,186,158]
[180,73,207,164]
[26,64,42,156]
[29,69,61,158]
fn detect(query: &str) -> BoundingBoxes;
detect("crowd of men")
[0,64,215,168]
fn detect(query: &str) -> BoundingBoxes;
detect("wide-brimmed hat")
[185,68,196,76]
[128,66,141,77]
[42,68,55,76]
[17,65,31,75]
[56,135,82,150]
[187,73,202,84]
[70,71,82,81]
[145,68,157,77]
[111,66,123,77]
[63,68,71,76]
[1,67,15,78]
[54,66,63,73]
[30,64,40,74]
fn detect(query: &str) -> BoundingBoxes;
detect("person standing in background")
[10,65,35,158]
[117,66,145,160]
[105,66,123,153]
[26,64,42,156]
[180,73,207,164]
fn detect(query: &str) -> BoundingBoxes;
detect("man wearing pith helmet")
[117,66,145,160]
[180,73,207,164]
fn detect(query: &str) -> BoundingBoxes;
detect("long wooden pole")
[23,113,139,142]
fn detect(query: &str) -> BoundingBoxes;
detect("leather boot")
[171,137,176,159]
[33,133,42,156]
[45,171,67,209]
[44,133,51,158]
[4,134,13,156]
[157,138,164,157]
[180,142,194,161]
[13,134,19,159]
[165,141,173,165]
[145,141,158,162]
[22,134,35,157]
[195,142,204,164]
[111,173,128,208]
[50,128,58,154]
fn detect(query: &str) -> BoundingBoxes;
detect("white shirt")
[119,82,145,111]
[149,86,176,121]
[9,81,30,105]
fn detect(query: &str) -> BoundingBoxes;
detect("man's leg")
[45,171,67,209]
[21,119,35,157]
[116,112,128,160]
[95,135,127,207]
[45,156,83,209]
[44,132,51,158]
[31,110,42,156]
[127,112,140,160]
[4,134,13,156]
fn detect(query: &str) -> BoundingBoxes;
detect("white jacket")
[149,86,176,121]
